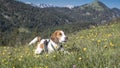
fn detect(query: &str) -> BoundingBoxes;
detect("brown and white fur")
[29,30,68,54]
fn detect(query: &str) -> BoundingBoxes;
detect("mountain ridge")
[0,0,120,46]
[70,0,120,24]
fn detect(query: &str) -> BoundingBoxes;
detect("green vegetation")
[0,22,120,68]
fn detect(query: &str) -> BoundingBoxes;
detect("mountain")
[70,0,120,24]
[0,0,120,46]
[85,0,109,11]
[0,0,73,31]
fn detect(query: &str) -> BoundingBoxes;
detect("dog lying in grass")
[29,30,69,54]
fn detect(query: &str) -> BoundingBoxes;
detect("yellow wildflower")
[45,66,48,68]
[108,34,112,37]
[2,52,5,55]
[13,66,15,68]
[97,40,101,43]
[46,54,49,57]
[53,55,56,58]
[83,48,87,51]
[20,55,23,58]
[78,57,82,60]
[80,36,84,39]
[18,58,22,61]
[14,48,17,51]
[110,42,114,46]
[91,39,95,41]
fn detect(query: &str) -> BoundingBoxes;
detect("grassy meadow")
[0,23,120,68]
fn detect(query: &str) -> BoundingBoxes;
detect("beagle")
[29,30,68,54]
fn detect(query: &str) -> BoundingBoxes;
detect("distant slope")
[0,0,120,46]
[0,0,74,30]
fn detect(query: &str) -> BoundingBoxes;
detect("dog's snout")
[65,37,68,40]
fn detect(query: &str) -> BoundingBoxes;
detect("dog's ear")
[50,31,59,43]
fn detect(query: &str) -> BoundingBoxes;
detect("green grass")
[0,23,120,68]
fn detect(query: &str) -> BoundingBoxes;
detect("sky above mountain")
[18,0,120,9]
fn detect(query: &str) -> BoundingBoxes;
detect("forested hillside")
[0,0,120,46]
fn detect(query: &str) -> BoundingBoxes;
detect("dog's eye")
[59,33,62,36]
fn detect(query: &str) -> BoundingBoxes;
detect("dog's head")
[51,30,68,43]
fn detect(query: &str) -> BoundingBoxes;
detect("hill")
[70,0,120,24]
[0,0,120,46]
[0,20,120,68]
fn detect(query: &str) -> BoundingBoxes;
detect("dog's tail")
[28,36,41,46]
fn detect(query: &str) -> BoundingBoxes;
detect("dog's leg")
[35,48,43,54]
[35,40,45,54]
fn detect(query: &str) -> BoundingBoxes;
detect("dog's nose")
[65,37,68,40]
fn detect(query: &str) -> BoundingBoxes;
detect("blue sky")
[18,0,120,9]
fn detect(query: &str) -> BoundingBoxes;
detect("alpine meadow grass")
[0,23,120,68]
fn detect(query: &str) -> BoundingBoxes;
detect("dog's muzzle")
[64,37,68,42]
